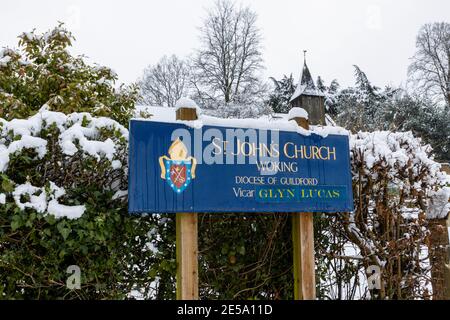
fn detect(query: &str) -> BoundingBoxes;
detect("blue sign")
[128,120,353,213]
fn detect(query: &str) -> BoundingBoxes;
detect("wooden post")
[426,163,450,300]
[428,217,450,300]
[176,107,199,300]
[290,113,316,300]
[176,212,198,300]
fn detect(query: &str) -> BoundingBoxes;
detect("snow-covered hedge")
[333,130,449,299]
[350,131,449,220]
[0,106,128,220]
[0,24,151,299]
[0,108,156,299]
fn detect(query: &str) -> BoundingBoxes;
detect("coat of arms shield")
[164,159,193,193]
[159,138,197,193]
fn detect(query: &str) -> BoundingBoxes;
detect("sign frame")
[128,119,353,214]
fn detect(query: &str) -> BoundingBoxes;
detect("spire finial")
[303,50,307,64]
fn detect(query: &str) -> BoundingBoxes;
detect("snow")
[0,145,8,172]
[96,77,113,85]
[82,138,116,161]
[350,130,449,221]
[0,108,125,219]
[11,182,86,219]
[0,48,17,60]
[0,108,127,172]
[401,207,420,220]
[49,182,65,199]
[60,138,78,155]
[12,183,47,214]
[22,32,40,41]
[39,108,68,131]
[0,56,11,67]
[87,115,128,139]
[308,125,349,138]
[112,190,128,200]
[290,84,324,101]
[8,136,47,159]
[427,187,450,219]
[133,106,349,137]
[325,114,337,127]
[351,131,426,170]
[60,124,116,160]
[47,200,85,220]
[7,117,42,136]
[111,160,122,169]
[288,107,308,120]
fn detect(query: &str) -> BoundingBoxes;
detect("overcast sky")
[1,0,449,88]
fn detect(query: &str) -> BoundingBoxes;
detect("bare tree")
[408,22,450,108]
[193,0,264,105]
[138,55,191,107]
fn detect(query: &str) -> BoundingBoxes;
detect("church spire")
[290,51,323,102]
[289,50,326,125]
[300,57,315,91]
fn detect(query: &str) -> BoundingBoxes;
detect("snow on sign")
[128,119,353,213]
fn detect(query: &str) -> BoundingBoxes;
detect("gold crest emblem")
[159,138,197,193]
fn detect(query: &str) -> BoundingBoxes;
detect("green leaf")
[2,178,14,193]
[80,245,88,255]
[221,243,229,255]
[61,228,71,240]
[11,219,21,231]
[45,214,56,225]
[148,268,158,279]
[57,222,72,240]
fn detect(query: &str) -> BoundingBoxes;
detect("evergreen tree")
[327,65,448,161]
[315,77,340,117]
[267,74,295,113]
[0,25,154,299]
[325,79,340,117]
[379,92,450,161]
[316,76,326,92]
[0,23,138,126]
[334,65,397,131]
